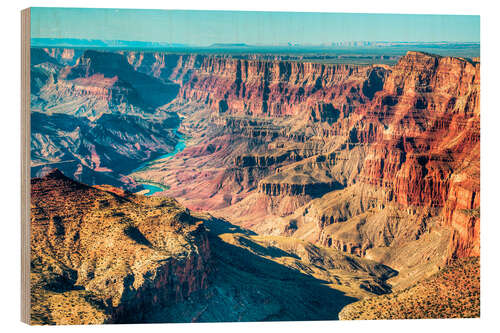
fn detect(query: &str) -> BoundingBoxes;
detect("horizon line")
[30,38,481,46]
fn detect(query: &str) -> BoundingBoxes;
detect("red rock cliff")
[126,51,479,260]
[125,51,388,117]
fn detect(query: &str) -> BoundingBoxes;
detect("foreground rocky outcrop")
[30,169,212,324]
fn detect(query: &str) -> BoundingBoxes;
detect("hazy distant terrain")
[31,38,480,65]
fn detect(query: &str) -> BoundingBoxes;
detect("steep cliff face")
[365,52,480,208]
[177,58,381,117]
[358,53,480,261]
[125,51,388,117]
[442,145,480,259]
[130,51,479,265]
[30,169,212,324]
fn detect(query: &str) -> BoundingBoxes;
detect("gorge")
[29,46,480,323]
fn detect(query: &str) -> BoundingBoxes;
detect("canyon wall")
[30,48,480,323]
[33,48,480,263]
[126,51,387,118]
[126,50,479,262]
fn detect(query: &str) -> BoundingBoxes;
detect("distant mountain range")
[32,38,479,50]
[31,38,188,49]
[330,41,479,47]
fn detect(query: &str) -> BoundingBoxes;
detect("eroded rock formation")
[30,169,212,324]
[30,169,396,324]
[29,47,480,323]
[127,50,479,269]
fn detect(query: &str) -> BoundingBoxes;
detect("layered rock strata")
[32,48,480,268]
[129,51,479,267]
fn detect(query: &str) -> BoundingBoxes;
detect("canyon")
[126,49,480,272]
[30,47,480,323]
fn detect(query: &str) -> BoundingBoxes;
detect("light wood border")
[21,7,31,325]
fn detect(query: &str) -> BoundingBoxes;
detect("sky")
[30,7,480,46]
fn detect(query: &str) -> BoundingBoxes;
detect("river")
[132,130,186,195]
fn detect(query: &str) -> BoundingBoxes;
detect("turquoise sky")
[31,7,480,45]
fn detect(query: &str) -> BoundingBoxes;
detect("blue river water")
[133,131,186,195]
[141,184,165,196]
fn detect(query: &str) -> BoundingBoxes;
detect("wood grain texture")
[21,7,31,325]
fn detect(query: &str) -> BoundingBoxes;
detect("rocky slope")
[339,256,480,320]
[30,169,395,324]
[30,169,212,324]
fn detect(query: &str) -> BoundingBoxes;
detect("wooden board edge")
[21,7,31,325]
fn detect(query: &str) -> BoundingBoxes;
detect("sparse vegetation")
[30,171,209,325]
[339,257,480,320]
